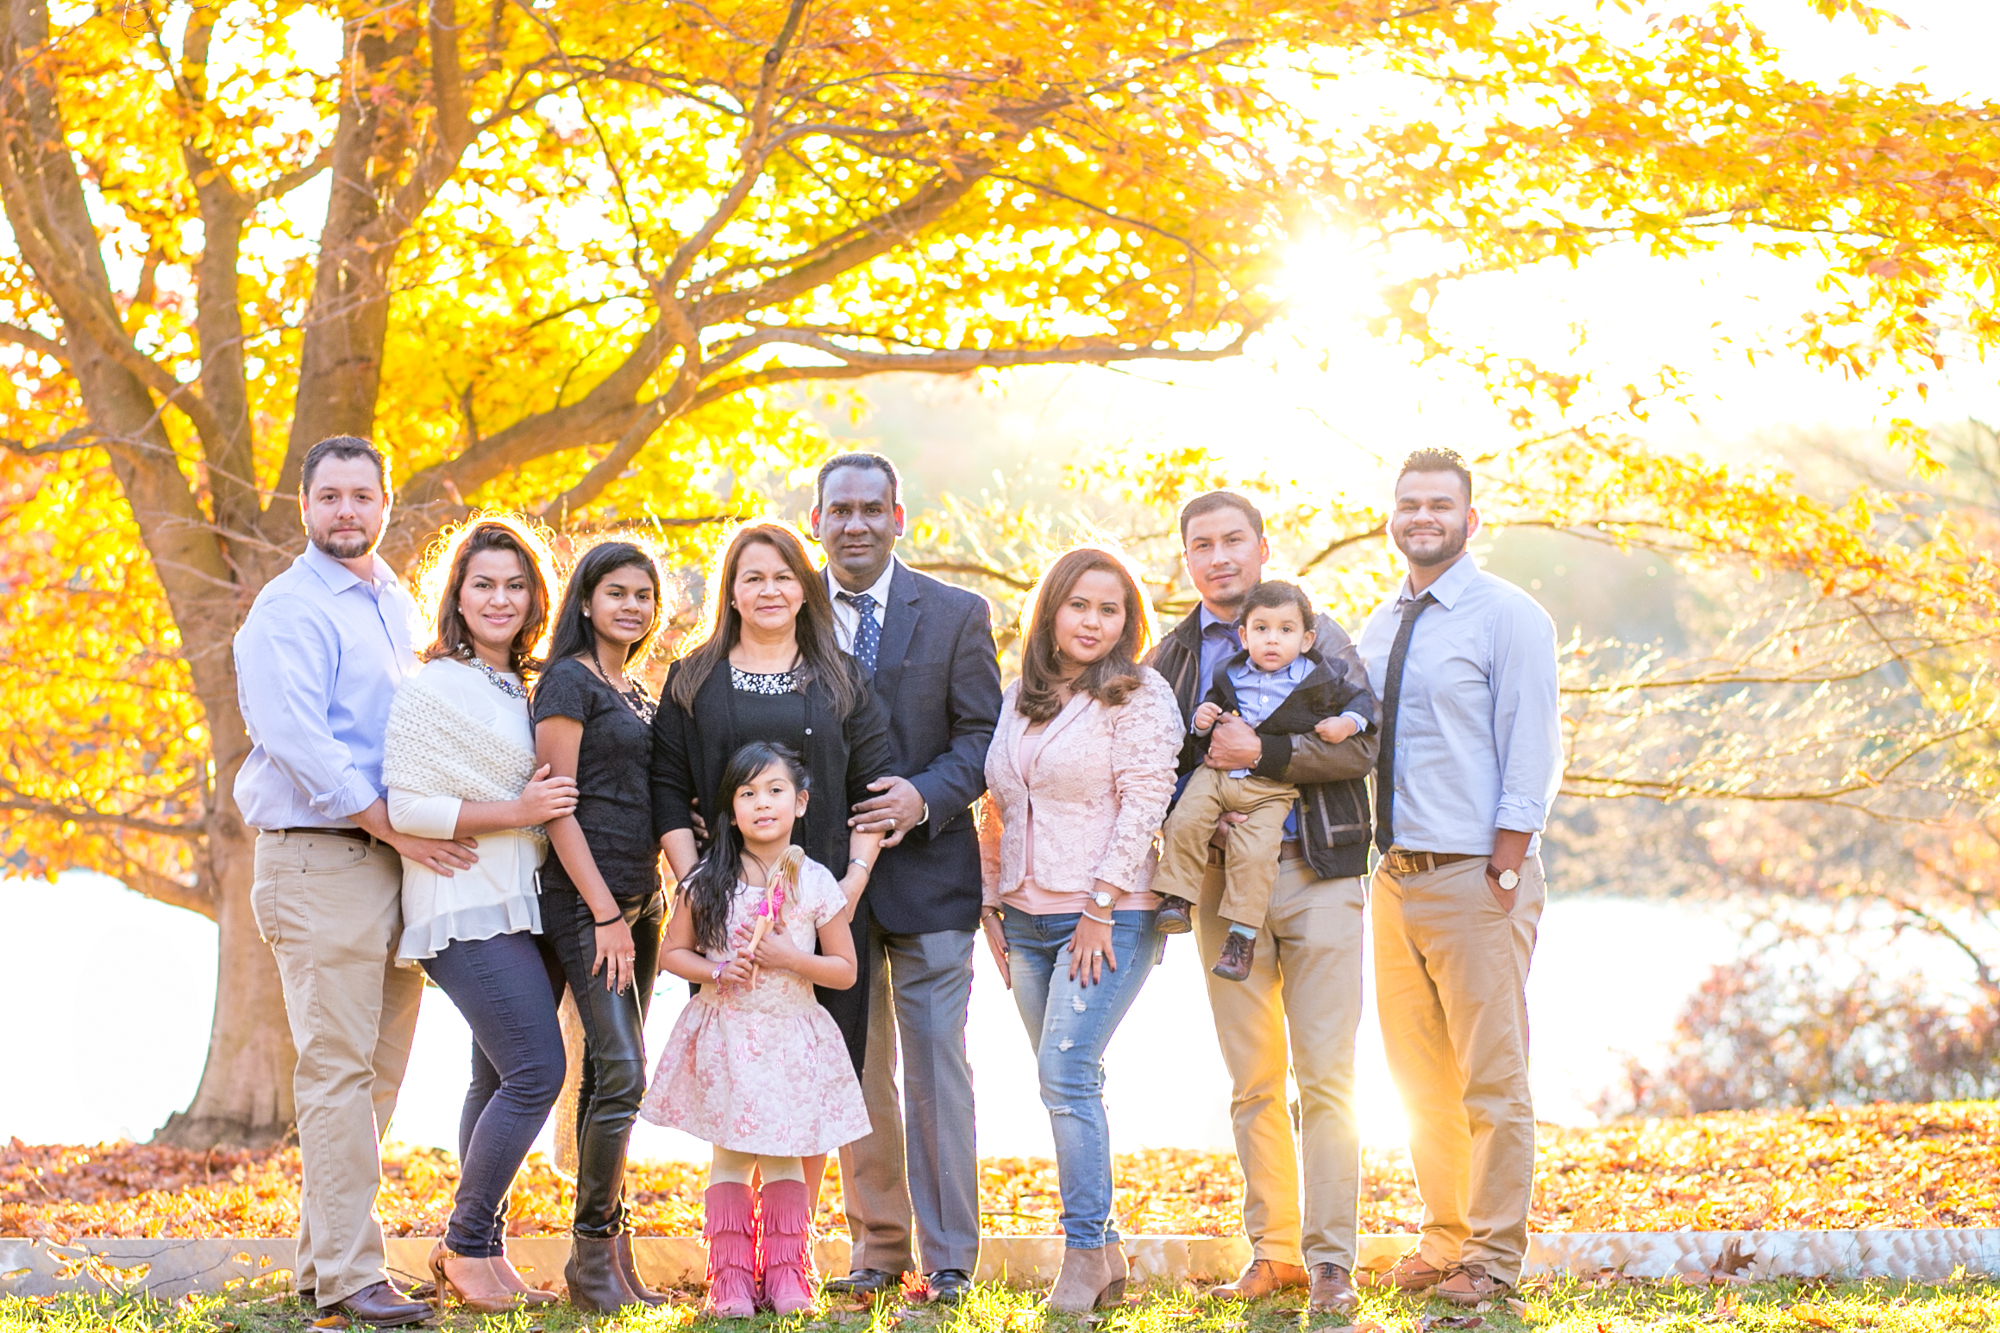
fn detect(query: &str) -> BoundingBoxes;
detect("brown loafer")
[1211,931,1255,982]
[1435,1262,1511,1306]
[1208,1258,1307,1301]
[1372,1249,1446,1293]
[1156,895,1195,935]
[1308,1263,1358,1316]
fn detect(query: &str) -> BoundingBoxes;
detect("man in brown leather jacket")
[1143,491,1378,1318]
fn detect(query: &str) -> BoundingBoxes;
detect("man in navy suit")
[811,452,1003,1305]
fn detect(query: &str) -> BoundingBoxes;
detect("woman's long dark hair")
[546,540,665,665]
[668,521,859,718]
[679,741,811,953]
[1015,544,1154,724]
[419,516,556,678]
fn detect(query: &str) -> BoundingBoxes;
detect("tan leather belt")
[273,825,373,844]
[1382,848,1481,875]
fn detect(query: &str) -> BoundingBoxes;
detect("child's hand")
[750,929,804,974]
[1314,714,1360,744]
[713,953,755,989]
[1193,700,1224,732]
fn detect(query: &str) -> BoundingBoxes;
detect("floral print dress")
[639,857,871,1155]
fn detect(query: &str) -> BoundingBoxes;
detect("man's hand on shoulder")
[850,775,925,848]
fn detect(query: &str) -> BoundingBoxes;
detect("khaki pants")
[1371,853,1545,1286]
[1196,851,1365,1270]
[250,831,425,1306]
[1158,769,1297,930]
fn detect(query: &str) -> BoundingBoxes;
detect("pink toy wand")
[742,846,806,985]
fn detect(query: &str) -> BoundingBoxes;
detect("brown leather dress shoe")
[323,1280,432,1328]
[1208,1258,1307,1301]
[1309,1263,1358,1316]
[1436,1262,1511,1306]
[1375,1249,1446,1293]
[1211,931,1256,981]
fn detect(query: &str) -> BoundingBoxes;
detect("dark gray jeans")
[422,929,565,1256]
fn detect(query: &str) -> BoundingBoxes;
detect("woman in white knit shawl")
[383,517,576,1315]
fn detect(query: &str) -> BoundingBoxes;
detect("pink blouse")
[980,669,1182,916]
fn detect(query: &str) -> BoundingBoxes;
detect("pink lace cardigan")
[979,667,1183,911]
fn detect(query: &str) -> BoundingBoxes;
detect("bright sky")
[965,0,2000,508]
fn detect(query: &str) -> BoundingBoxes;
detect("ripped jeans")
[1000,908,1163,1248]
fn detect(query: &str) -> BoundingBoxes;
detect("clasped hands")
[710,918,810,990]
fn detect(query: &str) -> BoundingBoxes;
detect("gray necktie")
[1375,592,1436,854]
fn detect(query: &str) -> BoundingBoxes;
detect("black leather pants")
[540,885,664,1238]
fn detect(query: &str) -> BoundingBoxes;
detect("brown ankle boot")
[612,1232,670,1307]
[564,1235,638,1314]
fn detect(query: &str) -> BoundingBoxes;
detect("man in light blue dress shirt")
[234,436,475,1326]
[1357,448,1562,1307]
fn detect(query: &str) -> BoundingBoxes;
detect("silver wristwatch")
[1090,889,1116,909]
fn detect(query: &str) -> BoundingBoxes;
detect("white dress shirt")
[1357,553,1563,855]
[826,558,898,654]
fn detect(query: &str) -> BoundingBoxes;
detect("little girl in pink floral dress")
[641,742,870,1317]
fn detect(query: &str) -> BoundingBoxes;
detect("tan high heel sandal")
[428,1242,526,1315]
[490,1253,558,1307]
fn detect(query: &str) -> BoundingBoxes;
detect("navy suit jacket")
[847,559,1003,935]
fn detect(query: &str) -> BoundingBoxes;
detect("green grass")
[5,1278,2000,1333]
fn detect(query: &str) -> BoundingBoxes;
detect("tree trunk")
[153,751,295,1148]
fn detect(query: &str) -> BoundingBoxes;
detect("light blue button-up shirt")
[232,542,421,831]
[1221,654,1314,779]
[1357,554,1563,855]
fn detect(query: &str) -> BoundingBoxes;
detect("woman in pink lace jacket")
[977,544,1182,1315]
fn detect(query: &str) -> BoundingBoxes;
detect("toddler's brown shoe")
[1211,931,1255,982]
[1155,894,1194,934]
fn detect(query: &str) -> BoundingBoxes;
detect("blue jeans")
[1001,908,1162,1249]
[422,930,565,1256]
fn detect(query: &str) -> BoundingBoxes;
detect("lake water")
[2,873,1745,1156]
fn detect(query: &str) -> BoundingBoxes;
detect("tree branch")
[0,319,62,360]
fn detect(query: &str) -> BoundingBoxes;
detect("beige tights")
[708,1145,806,1186]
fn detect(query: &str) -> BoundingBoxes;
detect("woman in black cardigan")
[651,520,894,1078]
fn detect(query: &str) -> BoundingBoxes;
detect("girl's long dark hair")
[1015,545,1154,724]
[668,522,859,718]
[546,540,665,665]
[419,516,556,679]
[679,741,811,953]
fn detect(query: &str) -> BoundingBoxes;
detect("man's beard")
[1395,522,1468,569]
[310,524,377,560]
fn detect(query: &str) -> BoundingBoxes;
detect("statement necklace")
[470,655,528,700]
[595,643,655,722]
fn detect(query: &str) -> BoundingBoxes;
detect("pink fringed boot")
[757,1179,817,1315]
[701,1183,758,1318]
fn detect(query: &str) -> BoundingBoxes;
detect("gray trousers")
[836,922,981,1275]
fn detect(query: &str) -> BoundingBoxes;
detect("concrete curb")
[5,1230,1998,1300]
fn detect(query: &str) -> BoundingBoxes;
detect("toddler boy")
[1153,580,1374,981]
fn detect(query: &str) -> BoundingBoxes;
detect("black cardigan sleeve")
[650,662,700,838]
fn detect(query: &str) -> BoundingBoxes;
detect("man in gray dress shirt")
[233,436,477,1327]
[1357,448,1563,1306]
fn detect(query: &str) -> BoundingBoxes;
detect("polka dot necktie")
[840,591,880,673]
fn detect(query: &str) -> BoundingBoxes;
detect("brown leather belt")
[1382,848,1481,875]
[273,825,373,844]
[1278,838,1306,863]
